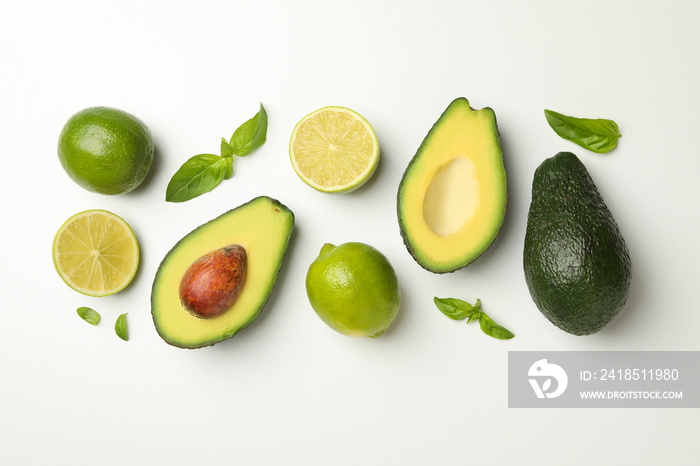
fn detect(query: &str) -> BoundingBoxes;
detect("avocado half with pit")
[397,98,507,273]
[151,196,294,348]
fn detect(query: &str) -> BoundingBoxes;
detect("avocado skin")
[524,152,632,335]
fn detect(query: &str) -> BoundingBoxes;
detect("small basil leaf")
[477,313,515,340]
[544,109,621,153]
[230,103,268,156]
[77,307,100,325]
[115,313,129,341]
[222,155,234,180]
[434,297,474,320]
[220,138,234,158]
[466,298,482,323]
[466,312,480,324]
[165,154,227,203]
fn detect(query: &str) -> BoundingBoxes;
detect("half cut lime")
[53,209,140,297]
[289,106,380,193]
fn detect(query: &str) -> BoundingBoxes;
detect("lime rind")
[53,209,140,297]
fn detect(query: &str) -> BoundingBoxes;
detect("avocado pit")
[179,245,247,318]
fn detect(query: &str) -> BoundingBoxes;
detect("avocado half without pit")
[151,196,295,349]
[397,98,507,273]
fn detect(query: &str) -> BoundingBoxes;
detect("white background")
[2,1,699,464]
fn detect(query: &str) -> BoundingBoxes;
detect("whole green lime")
[57,106,154,194]
[306,242,401,337]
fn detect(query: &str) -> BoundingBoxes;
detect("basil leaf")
[466,312,480,324]
[433,297,474,320]
[165,154,227,203]
[77,307,100,325]
[164,103,267,202]
[230,103,268,156]
[544,109,621,153]
[115,313,129,341]
[436,297,514,339]
[222,155,234,180]
[477,313,515,340]
[220,138,234,158]
[466,298,482,323]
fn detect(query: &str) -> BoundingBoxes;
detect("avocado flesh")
[524,152,632,336]
[151,196,294,348]
[397,97,507,273]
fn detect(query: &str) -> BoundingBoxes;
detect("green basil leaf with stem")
[165,154,227,203]
[164,104,267,203]
[435,297,514,339]
[477,313,515,340]
[230,103,268,156]
[115,313,128,341]
[544,109,621,153]
[465,298,483,324]
[434,297,474,320]
[77,307,100,325]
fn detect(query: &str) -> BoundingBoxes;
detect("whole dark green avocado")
[523,152,632,335]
